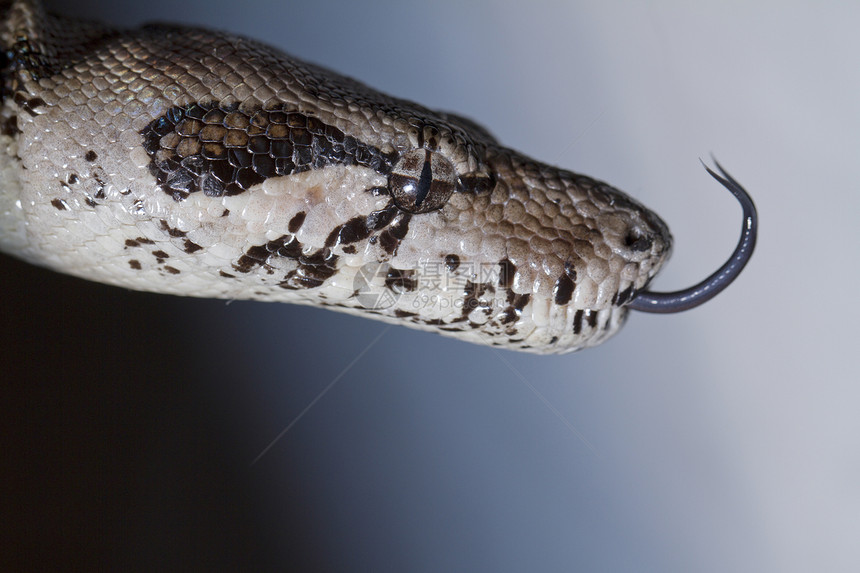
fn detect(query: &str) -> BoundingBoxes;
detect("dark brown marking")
[573,309,584,335]
[498,258,515,288]
[140,102,398,201]
[288,211,306,233]
[92,170,106,195]
[325,215,373,248]
[554,274,574,305]
[183,239,203,254]
[378,213,412,255]
[219,270,235,278]
[125,239,139,248]
[2,115,19,137]
[159,219,187,237]
[385,268,417,292]
[342,245,357,254]
[444,254,460,272]
[152,250,169,259]
[612,285,634,306]
[498,309,517,325]
[135,237,155,245]
[164,266,180,274]
[14,93,46,117]
[587,310,598,328]
[498,291,531,325]
[499,289,531,325]
[128,259,141,270]
[67,173,79,185]
[84,197,97,207]
[85,150,98,162]
[50,198,68,210]
[279,247,339,289]
[366,204,398,230]
[394,309,418,318]
[455,281,492,322]
[233,234,339,290]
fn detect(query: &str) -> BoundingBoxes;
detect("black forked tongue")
[628,160,758,313]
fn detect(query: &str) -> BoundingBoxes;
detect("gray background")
[3,1,858,571]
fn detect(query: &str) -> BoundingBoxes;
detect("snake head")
[366,140,675,353]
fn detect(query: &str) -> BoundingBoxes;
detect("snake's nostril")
[624,229,653,252]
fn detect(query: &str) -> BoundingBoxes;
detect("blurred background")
[3,1,858,571]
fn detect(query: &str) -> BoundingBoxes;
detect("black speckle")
[221,209,230,217]
[164,266,181,274]
[378,213,411,255]
[385,268,417,292]
[444,254,460,272]
[342,245,357,254]
[288,211,306,233]
[234,234,339,290]
[85,150,98,162]
[499,292,530,325]
[135,237,155,245]
[612,285,634,306]
[129,259,141,270]
[573,309,584,335]
[152,250,169,260]
[50,198,68,210]
[553,274,574,305]
[159,219,187,237]
[498,258,515,288]
[84,197,97,207]
[125,239,140,248]
[325,215,372,248]
[15,94,46,117]
[67,173,79,185]
[2,115,19,137]
[456,281,492,322]
[183,239,203,254]
[219,270,235,278]
[366,204,398,230]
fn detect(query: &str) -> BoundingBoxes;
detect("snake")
[0,0,756,354]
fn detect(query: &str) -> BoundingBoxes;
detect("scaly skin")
[0,0,672,353]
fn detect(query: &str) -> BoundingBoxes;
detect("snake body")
[0,0,756,354]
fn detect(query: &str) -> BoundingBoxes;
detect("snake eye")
[388,149,457,213]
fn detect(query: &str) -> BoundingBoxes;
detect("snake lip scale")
[0,0,757,354]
